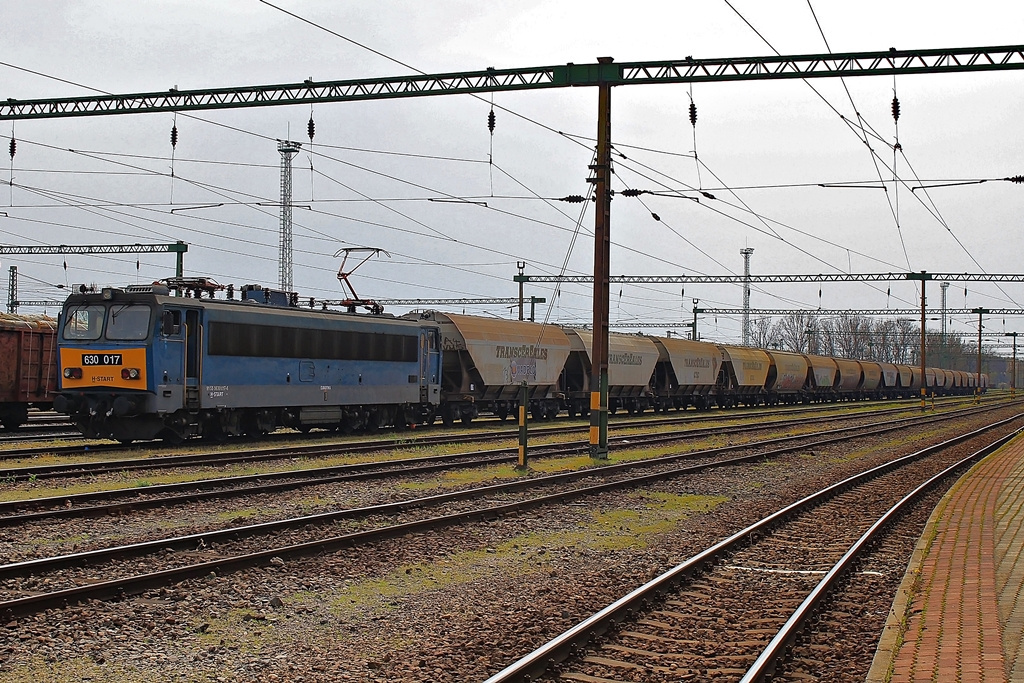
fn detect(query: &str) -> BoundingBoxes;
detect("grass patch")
[325,489,727,615]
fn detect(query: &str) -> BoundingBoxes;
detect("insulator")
[307,116,315,141]
[170,125,178,149]
[701,191,716,200]
[891,96,900,122]
[620,188,641,197]
[560,195,586,203]
[1008,175,1024,184]
[651,212,661,222]
[487,109,496,134]
[688,101,697,127]
[8,137,14,160]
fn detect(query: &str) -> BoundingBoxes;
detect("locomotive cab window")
[161,309,182,336]
[106,304,152,341]
[61,305,105,341]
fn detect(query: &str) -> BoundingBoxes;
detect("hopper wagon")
[650,336,722,411]
[716,345,770,407]
[764,350,808,405]
[412,311,570,425]
[561,329,659,417]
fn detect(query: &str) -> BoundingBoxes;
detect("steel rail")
[0,406,1010,619]
[481,414,1023,683]
[2,396,958,478]
[0,393,985,464]
[0,402,990,520]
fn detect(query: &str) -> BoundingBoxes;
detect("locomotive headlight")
[63,367,83,380]
[121,368,141,380]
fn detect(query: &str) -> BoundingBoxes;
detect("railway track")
[0,403,1016,622]
[483,421,1021,683]
[0,402,1002,522]
[0,393,989,463]
[0,396,1000,480]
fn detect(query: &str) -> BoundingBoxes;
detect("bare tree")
[750,316,776,348]
[774,313,819,352]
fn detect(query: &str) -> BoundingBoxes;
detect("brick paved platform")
[867,434,1024,682]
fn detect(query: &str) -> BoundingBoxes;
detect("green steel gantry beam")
[690,308,1024,316]
[514,272,1024,284]
[0,242,187,277]
[2,46,1023,119]
[3,243,188,312]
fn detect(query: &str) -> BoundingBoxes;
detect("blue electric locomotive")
[54,281,441,443]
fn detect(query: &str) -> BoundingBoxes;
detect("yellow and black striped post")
[517,380,529,469]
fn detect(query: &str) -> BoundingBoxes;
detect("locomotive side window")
[106,304,152,341]
[208,321,417,362]
[61,305,105,341]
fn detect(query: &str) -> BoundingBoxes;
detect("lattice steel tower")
[940,281,949,337]
[741,247,754,345]
[277,139,302,292]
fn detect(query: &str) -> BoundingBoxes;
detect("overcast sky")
[2,1,1023,345]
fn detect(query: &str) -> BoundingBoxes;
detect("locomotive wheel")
[161,431,184,446]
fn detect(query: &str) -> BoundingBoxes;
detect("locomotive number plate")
[82,353,123,366]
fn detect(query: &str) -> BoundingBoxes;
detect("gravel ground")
[0,405,1018,682]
